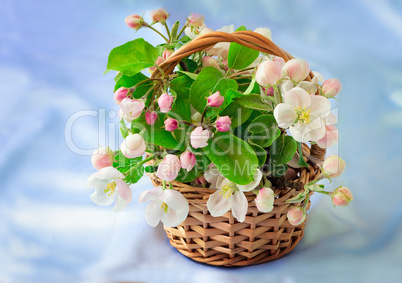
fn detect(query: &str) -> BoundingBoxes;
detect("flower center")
[220,183,238,199]
[295,106,311,124]
[160,202,169,213]
[104,181,116,196]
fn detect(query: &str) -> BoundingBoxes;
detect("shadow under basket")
[150,176,312,267]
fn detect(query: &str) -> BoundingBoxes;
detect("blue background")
[1,0,402,282]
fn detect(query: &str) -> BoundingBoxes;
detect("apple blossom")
[145,111,158,125]
[282,58,310,83]
[195,175,207,185]
[273,57,285,69]
[256,60,282,87]
[316,125,338,149]
[255,187,275,213]
[114,87,130,105]
[206,25,234,59]
[139,186,189,227]
[322,78,342,98]
[180,151,196,172]
[312,71,325,84]
[162,49,174,60]
[287,206,306,226]
[190,126,210,149]
[188,13,205,28]
[91,147,114,170]
[207,170,263,222]
[207,91,224,107]
[150,8,169,23]
[87,167,132,211]
[120,133,146,159]
[221,59,229,71]
[331,187,353,207]
[273,87,331,142]
[202,56,220,69]
[204,164,224,189]
[216,116,231,132]
[254,27,272,40]
[120,97,145,122]
[164,118,178,131]
[322,155,346,178]
[149,56,165,72]
[125,14,144,30]
[184,23,207,39]
[156,154,181,182]
[158,93,174,113]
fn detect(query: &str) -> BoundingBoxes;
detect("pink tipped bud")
[120,98,145,121]
[273,57,285,69]
[155,154,181,182]
[125,14,144,30]
[164,118,178,131]
[150,8,169,23]
[162,49,174,60]
[331,187,353,207]
[216,116,231,132]
[190,126,210,149]
[145,111,158,125]
[287,207,306,226]
[120,133,146,159]
[188,13,205,28]
[255,60,282,87]
[207,91,224,107]
[282,58,310,83]
[91,147,114,170]
[195,175,207,185]
[322,155,346,178]
[158,93,174,113]
[255,187,275,213]
[114,87,130,105]
[202,56,220,69]
[180,151,196,172]
[316,125,338,149]
[263,87,275,96]
[221,59,229,71]
[322,78,342,98]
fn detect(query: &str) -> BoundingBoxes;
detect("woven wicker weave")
[150,31,326,266]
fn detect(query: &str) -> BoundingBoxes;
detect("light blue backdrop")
[1,0,401,282]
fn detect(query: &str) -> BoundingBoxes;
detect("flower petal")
[255,188,275,213]
[160,189,188,211]
[306,117,327,142]
[237,170,262,192]
[113,194,129,212]
[139,186,163,203]
[207,189,230,217]
[115,178,132,203]
[229,190,248,222]
[308,94,331,117]
[274,103,298,128]
[90,185,115,206]
[280,79,294,94]
[145,200,164,227]
[284,87,311,108]
[288,121,307,142]
[204,164,223,189]
[87,172,108,189]
[94,167,125,181]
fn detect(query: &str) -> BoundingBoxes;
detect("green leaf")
[233,94,273,111]
[247,139,267,167]
[113,152,144,184]
[297,142,309,168]
[228,26,260,70]
[170,75,194,122]
[178,58,198,73]
[114,72,154,98]
[131,112,184,150]
[270,135,297,165]
[246,114,281,147]
[225,89,243,105]
[219,101,253,128]
[203,131,258,185]
[177,70,198,80]
[145,165,157,173]
[106,38,158,76]
[176,153,211,182]
[120,119,129,139]
[285,190,309,203]
[189,67,238,116]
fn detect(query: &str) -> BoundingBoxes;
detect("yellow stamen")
[105,181,117,196]
[295,106,311,124]
[219,183,238,199]
[160,202,169,213]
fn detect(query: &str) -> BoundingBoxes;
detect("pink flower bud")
[263,87,275,96]
[188,13,205,28]
[114,87,130,105]
[195,175,207,185]
[180,151,196,172]
[220,59,229,71]
[120,98,145,121]
[156,154,181,182]
[190,126,210,149]
[120,133,146,159]
[316,125,338,149]
[149,56,165,72]
[207,91,224,107]
[322,155,346,178]
[145,111,158,125]
[216,116,231,132]
[322,78,342,98]
[164,118,178,131]
[162,49,174,60]
[125,14,144,30]
[158,93,174,113]
[331,187,353,207]
[273,57,285,69]
[255,187,275,213]
[202,56,220,69]
[91,147,114,170]
[150,8,169,23]
[282,58,310,83]
[287,207,306,226]
[255,60,282,87]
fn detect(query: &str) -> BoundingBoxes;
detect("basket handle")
[151,30,325,162]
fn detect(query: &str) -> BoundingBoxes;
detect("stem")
[145,23,169,42]
[273,85,282,105]
[164,22,171,42]
[125,156,154,175]
[154,64,167,79]
[303,192,310,210]
[200,105,209,125]
[178,120,196,127]
[315,190,331,195]
[177,23,188,39]
[228,68,255,78]
[130,78,160,91]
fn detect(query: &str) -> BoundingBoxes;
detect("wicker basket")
[149,31,326,266]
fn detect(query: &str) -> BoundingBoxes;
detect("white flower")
[206,170,262,222]
[139,187,189,227]
[273,87,331,143]
[87,167,132,211]
[206,25,234,59]
[254,27,272,40]
[185,23,207,39]
[204,164,225,189]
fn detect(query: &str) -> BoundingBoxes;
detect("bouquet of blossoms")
[87,8,352,265]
